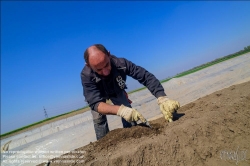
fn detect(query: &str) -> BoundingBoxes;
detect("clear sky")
[1,1,250,134]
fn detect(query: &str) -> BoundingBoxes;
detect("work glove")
[157,96,180,122]
[117,105,146,123]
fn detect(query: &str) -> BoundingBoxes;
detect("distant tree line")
[171,45,250,79]
[202,45,250,67]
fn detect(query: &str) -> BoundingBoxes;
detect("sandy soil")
[37,80,250,166]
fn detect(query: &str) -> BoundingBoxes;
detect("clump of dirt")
[83,123,163,163]
[92,123,163,151]
[38,81,250,166]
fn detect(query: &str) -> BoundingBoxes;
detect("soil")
[38,81,250,166]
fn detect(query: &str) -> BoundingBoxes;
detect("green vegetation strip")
[1,46,250,137]
[172,47,250,78]
[0,106,89,138]
[130,46,250,93]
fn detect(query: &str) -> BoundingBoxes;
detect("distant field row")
[1,46,249,139]
[129,46,250,93]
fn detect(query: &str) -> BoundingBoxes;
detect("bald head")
[84,44,109,64]
[84,44,111,77]
[88,46,107,67]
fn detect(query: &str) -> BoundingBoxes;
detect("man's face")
[88,50,111,77]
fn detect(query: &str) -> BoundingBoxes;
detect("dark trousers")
[91,91,134,140]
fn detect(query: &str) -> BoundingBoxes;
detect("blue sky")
[1,1,250,134]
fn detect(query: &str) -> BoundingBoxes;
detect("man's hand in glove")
[117,105,146,123]
[157,96,180,122]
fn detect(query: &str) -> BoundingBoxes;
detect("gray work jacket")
[80,55,166,111]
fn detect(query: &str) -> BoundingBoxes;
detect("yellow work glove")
[157,96,180,122]
[117,105,146,123]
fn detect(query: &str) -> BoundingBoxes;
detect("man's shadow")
[173,112,185,121]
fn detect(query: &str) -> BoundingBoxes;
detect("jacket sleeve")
[122,58,166,98]
[81,72,105,111]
